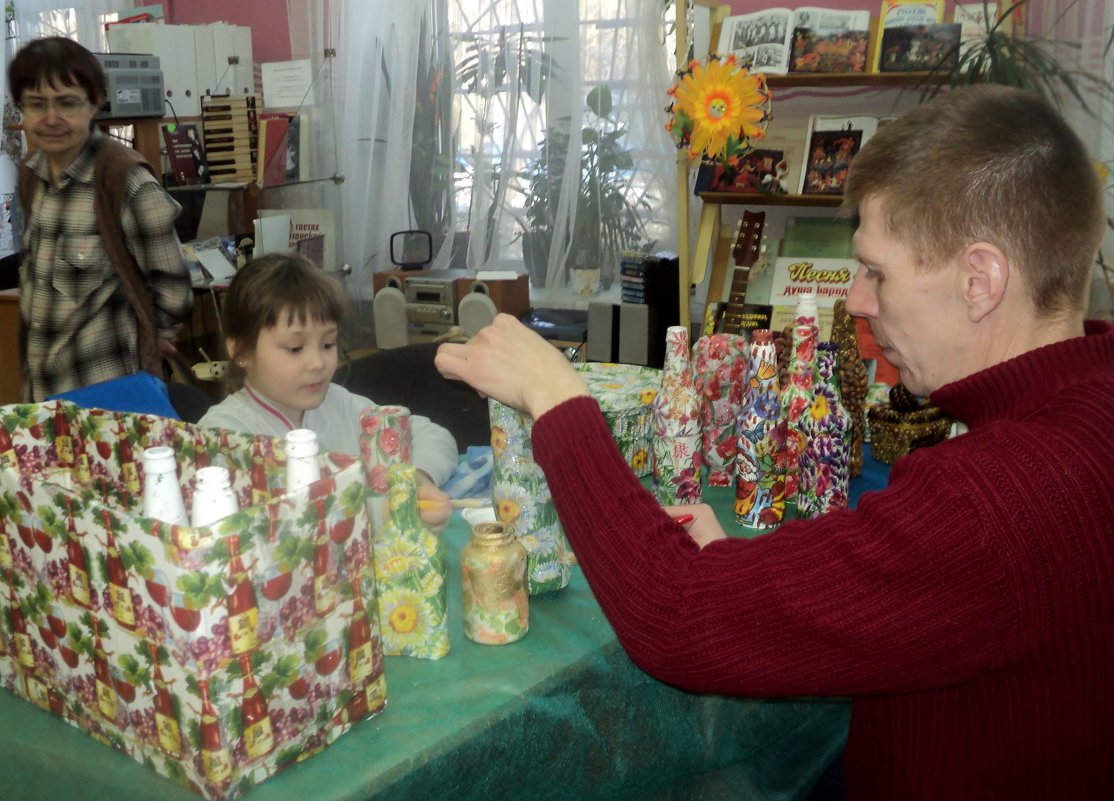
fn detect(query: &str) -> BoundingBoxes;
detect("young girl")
[198,253,457,527]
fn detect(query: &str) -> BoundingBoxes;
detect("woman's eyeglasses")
[17,96,90,119]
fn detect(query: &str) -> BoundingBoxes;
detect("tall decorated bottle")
[239,653,275,760]
[693,333,749,487]
[778,292,819,514]
[798,342,852,518]
[735,330,787,529]
[199,678,232,783]
[651,325,702,505]
[373,463,450,659]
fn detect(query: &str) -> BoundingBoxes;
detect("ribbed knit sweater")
[532,320,1114,800]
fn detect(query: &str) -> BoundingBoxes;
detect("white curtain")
[300,0,677,299]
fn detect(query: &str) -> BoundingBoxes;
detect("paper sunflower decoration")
[666,54,772,166]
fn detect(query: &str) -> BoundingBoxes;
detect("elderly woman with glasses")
[9,36,192,401]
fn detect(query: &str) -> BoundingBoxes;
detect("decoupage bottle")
[693,333,748,487]
[778,292,819,514]
[652,325,702,504]
[798,342,852,518]
[461,521,528,645]
[374,463,449,659]
[190,466,239,528]
[735,330,787,529]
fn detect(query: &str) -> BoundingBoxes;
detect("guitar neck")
[719,210,765,336]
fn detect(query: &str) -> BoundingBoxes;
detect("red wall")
[162,0,291,63]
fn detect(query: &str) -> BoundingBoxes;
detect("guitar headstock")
[732,210,766,269]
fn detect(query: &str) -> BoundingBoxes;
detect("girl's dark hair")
[221,253,345,389]
[8,36,106,106]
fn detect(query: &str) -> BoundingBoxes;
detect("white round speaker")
[373,286,409,349]
[458,291,498,337]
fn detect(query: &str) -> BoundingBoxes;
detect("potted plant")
[520,85,650,290]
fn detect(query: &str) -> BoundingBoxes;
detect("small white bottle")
[285,429,321,495]
[190,466,240,528]
[141,446,189,527]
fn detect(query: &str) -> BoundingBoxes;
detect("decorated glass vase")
[798,342,852,518]
[778,292,819,511]
[735,329,788,529]
[358,405,412,541]
[694,333,749,487]
[490,400,575,595]
[373,463,450,659]
[651,325,702,504]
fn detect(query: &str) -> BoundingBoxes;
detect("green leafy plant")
[519,85,650,289]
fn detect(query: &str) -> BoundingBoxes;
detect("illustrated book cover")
[788,12,871,73]
[718,6,870,74]
[872,0,945,69]
[797,114,895,195]
[877,23,961,72]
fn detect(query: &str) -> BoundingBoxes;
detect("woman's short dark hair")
[8,36,107,106]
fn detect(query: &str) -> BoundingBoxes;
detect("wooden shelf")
[697,191,842,207]
[764,71,944,89]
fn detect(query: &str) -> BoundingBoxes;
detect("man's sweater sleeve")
[531,396,1018,699]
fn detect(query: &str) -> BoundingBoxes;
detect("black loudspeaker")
[587,301,619,362]
[618,302,652,366]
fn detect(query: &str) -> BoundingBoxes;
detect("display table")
[0,450,890,801]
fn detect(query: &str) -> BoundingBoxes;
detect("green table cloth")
[0,461,891,801]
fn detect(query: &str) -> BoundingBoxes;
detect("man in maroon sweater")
[436,85,1114,800]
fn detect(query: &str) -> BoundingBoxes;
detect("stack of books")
[619,251,647,305]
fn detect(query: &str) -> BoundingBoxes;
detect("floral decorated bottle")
[374,463,450,659]
[225,534,260,655]
[693,333,748,487]
[735,330,787,529]
[199,678,232,783]
[149,642,181,757]
[652,325,702,504]
[799,342,852,518]
[239,653,275,760]
[778,292,819,512]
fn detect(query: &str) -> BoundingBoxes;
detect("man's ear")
[961,243,1009,323]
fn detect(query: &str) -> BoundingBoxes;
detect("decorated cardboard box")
[0,401,385,801]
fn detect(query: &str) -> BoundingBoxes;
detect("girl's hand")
[663,504,728,549]
[416,472,451,533]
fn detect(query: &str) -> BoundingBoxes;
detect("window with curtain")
[314,0,678,301]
